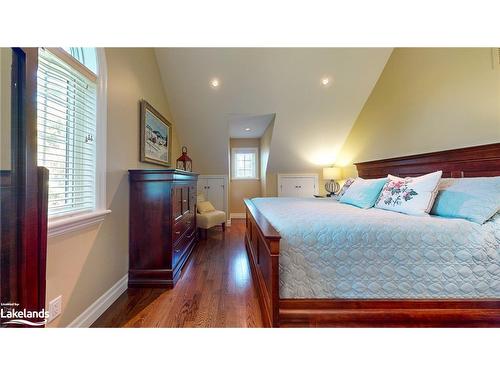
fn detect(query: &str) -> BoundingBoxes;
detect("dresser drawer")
[184,211,195,224]
[173,226,196,268]
[173,213,195,243]
[173,220,186,243]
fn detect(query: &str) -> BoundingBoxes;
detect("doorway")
[0,48,48,327]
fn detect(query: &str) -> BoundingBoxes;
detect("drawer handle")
[183,199,187,203]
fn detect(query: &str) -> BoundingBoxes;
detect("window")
[37,47,109,236]
[231,147,259,180]
[62,48,98,74]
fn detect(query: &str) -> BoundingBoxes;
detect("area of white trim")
[48,209,111,238]
[230,213,246,219]
[67,274,128,328]
[95,48,108,213]
[277,173,320,177]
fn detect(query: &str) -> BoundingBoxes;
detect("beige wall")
[46,48,180,327]
[337,48,500,168]
[259,120,274,197]
[229,138,261,213]
[258,118,326,197]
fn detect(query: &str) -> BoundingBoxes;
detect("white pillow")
[375,171,442,216]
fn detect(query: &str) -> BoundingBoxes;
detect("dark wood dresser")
[128,169,198,288]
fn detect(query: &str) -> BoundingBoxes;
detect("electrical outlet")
[48,295,62,323]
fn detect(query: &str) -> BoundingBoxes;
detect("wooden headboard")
[355,143,500,179]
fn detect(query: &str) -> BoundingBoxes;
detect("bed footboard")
[244,198,281,327]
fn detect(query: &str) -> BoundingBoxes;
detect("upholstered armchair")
[196,193,226,238]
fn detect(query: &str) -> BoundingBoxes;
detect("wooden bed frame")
[244,143,500,327]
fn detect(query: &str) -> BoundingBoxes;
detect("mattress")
[250,197,500,299]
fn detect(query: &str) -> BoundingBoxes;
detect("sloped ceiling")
[155,48,392,175]
[228,113,275,139]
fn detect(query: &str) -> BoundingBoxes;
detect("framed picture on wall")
[140,99,172,167]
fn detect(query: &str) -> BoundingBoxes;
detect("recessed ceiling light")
[210,78,219,88]
[245,128,251,131]
[321,77,330,86]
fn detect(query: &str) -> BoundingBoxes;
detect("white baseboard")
[67,274,128,328]
[230,213,246,219]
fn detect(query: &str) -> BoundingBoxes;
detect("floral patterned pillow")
[375,171,442,216]
[334,178,355,200]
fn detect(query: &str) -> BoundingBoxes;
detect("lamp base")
[325,180,340,197]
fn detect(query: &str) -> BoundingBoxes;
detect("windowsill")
[231,177,260,181]
[48,209,112,238]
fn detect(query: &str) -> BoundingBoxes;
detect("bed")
[244,143,500,327]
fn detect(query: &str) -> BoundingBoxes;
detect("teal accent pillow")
[339,177,388,209]
[431,177,500,224]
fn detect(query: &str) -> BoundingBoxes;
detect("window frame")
[41,48,110,238]
[231,147,260,180]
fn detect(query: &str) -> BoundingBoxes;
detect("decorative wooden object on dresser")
[128,169,198,288]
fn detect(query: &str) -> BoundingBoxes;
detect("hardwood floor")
[92,219,263,327]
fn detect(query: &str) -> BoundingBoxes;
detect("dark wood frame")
[1,48,48,327]
[139,99,173,167]
[245,143,500,327]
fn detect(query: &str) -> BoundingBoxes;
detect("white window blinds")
[37,48,98,217]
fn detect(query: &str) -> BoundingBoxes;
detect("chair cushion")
[197,210,226,229]
[198,200,215,213]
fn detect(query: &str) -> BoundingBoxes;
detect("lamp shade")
[323,166,342,180]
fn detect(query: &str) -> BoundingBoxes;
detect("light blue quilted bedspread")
[251,197,500,299]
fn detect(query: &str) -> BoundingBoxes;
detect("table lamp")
[323,166,342,196]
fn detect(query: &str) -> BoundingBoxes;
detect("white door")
[197,175,228,214]
[206,177,225,211]
[278,175,318,197]
[296,177,316,197]
[279,177,301,197]
[197,178,207,199]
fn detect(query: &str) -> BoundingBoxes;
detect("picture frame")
[140,100,172,167]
